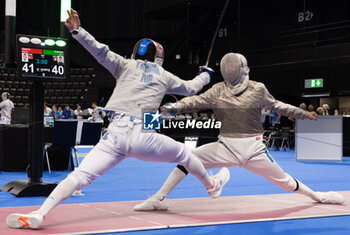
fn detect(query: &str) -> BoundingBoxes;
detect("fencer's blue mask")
[137,40,152,56]
[131,38,164,66]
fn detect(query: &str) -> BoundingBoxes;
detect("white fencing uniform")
[70,114,193,188]
[4,27,220,225]
[193,136,297,191]
[67,27,210,189]
[0,99,14,125]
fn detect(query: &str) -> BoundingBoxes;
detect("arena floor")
[0,148,349,235]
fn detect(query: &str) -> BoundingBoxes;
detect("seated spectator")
[269,110,281,129]
[308,104,315,112]
[316,106,323,115]
[334,109,339,116]
[51,104,61,119]
[58,106,63,118]
[73,104,83,119]
[62,104,73,119]
[322,104,330,115]
[299,103,307,111]
[44,102,52,117]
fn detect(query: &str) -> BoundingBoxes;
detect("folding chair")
[279,127,291,151]
[79,121,103,145]
[44,120,78,173]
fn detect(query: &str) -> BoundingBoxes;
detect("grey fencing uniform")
[176,53,311,192]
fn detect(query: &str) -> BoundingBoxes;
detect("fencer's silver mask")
[220,53,249,87]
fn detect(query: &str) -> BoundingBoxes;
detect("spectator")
[316,107,323,115]
[308,104,315,112]
[51,104,61,119]
[58,106,63,118]
[210,113,216,119]
[334,109,339,116]
[269,110,281,129]
[0,92,14,125]
[89,101,105,122]
[44,102,52,117]
[73,104,83,119]
[299,103,307,111]
[261,108,270,129]
[62,104,73,119]
[322,104,330,115]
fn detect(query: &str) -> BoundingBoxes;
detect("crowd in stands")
[299,103,338,116]
[43,101,105,121]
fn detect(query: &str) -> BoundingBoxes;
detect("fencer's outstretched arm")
[165,66,213,97]
[172,83,220,113]
[261,84,317,120]
[65,9,127,78]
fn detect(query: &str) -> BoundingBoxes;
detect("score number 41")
[22,63,64,75]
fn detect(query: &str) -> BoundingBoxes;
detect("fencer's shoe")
[207,167,230,199]
[6,211,44,229]
[134,195,169,211]
[315,191,345,204]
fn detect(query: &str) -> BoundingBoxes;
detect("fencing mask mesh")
[220,53,250,94]
[220,52,250,86]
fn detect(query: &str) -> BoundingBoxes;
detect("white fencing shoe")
[6,211,44,229]
[207,167,230,199]
[134,195,169,211]
[315,191,345,204]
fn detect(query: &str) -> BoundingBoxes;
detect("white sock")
[36,177,79,216]
[295,180,320,202]
[155,167,187,200]
[182,155,213,189]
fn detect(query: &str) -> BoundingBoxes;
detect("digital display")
[17,34,68,80]
[20,48,65,78]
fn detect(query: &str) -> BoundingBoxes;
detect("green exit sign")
[305,79,323,88]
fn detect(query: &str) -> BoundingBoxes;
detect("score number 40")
[22,63,64,75]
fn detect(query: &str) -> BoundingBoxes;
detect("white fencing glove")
[197,66,214,85]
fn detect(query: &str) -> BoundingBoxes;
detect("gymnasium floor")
[0,148,349,234]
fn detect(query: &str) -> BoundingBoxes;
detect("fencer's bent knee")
[68,168,98,189]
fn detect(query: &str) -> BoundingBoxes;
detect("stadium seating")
[0,67,98,109]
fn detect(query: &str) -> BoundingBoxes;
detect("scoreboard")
[16,35,68,80]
